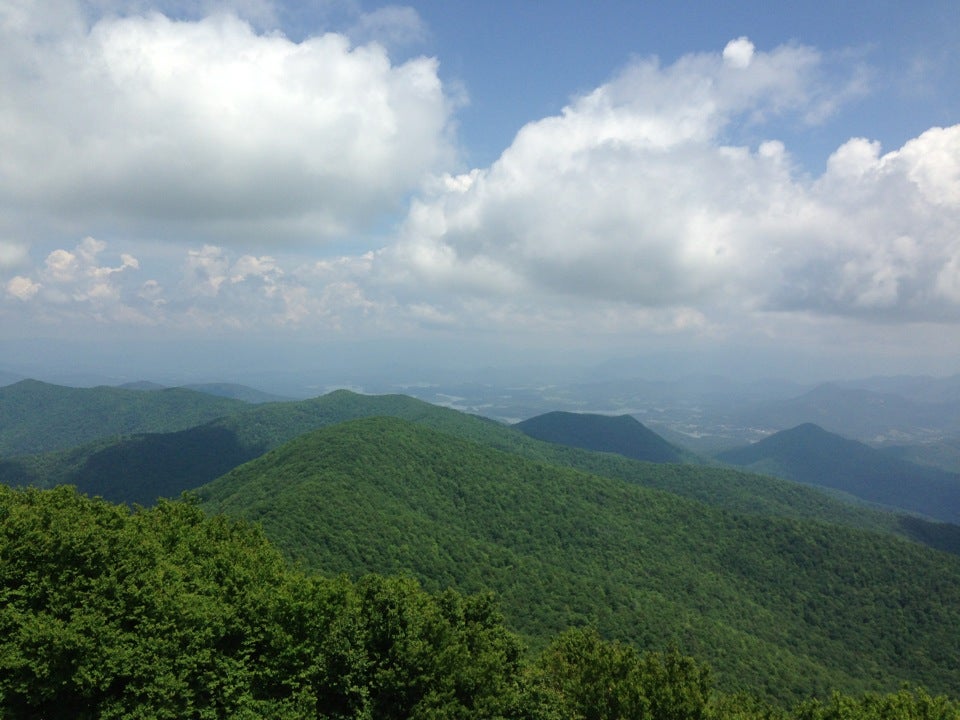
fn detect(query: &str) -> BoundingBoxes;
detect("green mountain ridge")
[198,416,960,705]
[716,423,960,524]
[0,379,250,456]
[882,436,960,474]
[181,382,294,404]
[4,388,958,554]
[7,483,956,719]
[0,390,948,552]
[514,410,688,463]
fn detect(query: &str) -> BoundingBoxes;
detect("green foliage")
[0,380,248,456]
[198,417,960,705]
[515,410,685,463]
[6,388,950,560]
[716,424,960,524]
[794,687,960,720]
[2,484,960,719]
[0,485,524,718]
[527,628,711,720]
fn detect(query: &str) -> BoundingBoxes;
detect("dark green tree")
[527,627,712,720]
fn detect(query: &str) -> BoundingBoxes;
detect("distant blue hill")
[716,423,960,524]
[514,410,686,464]
[117,380,167,391]
[736,384,960,443]
[181,382,293,404]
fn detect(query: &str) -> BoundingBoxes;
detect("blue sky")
[1,0,959,388]
[404,1,960,169]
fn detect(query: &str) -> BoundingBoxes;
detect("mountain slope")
[5,389,958,554]
[716,423,960,523]
[515,410,686,463]
[0,379,249,456]
[882,437,960,474]
[736,384,960,444]
[181,382,294,404]
[198,416,960,704]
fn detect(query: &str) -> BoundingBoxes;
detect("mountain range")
[196,416,960,703]
[3,384,957,554]
[0,379,249,455]
[4,377,960,705]
[731,383,960,445]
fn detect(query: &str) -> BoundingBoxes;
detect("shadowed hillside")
[716,423,960,524]
[515,410,686,463]
[0,379,249,456]
[6,390,960,555]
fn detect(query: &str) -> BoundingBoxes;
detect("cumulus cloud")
[374,40,960,329]
[1,237,155,324]
[6,276,41,301]
[723,37,755,68]
[1,235,391,333]
[0,0,455,243]
[4,29,958,348]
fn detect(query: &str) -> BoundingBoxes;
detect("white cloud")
[4,30,957,356]
[6,276,41,301]
[372,40,960,330]
[723,37,755,69]
[1,236,154,325]
[0,1,455,243]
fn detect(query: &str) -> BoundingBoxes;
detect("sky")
[1,0,959,388]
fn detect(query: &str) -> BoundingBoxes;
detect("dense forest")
[198,417,960,705]
[3,485,959,719]
[716,423,960,524]
[4,382,960,717]
[5,388,959,557]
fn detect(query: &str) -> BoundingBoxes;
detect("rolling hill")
[197,416,960,704]
[881,437,960,474]
[715,423,960,524]
[0,391,923,526]
[0,379,250,456]
[5,389,959,555]
[181,382,294,403]
[514,410,687,463]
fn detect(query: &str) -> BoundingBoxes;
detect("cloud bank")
[0,1,454,243]
[2,17,959,362]
[378,40,959,328]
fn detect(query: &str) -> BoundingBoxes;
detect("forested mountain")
[716,423,960,524]
[198,416,960,705]
[7,484,956,719]
[882,437,960,474]
[0,389,519,505]
[0,379,249,456]
[838,373,960,404]
[117,380,167,390]
[6,390,958,556]
[735,384,960,444]
[515,410,687,463]
[119,380,292,403]
[181,382,294,403]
